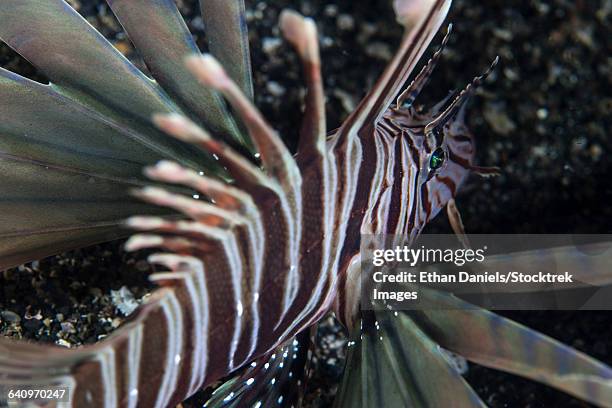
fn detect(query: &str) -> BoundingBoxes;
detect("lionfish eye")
[429,148,446,170]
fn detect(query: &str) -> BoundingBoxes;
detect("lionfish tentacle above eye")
[424,56,499,145]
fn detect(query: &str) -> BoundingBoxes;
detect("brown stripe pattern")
[0,1,504,406]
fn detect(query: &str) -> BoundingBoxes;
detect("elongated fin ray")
[0,68,209,176]
[338,0,452,142]
[106,0,251,151]
[153,113,268,189]
[0,0,176,125]
[185,55,299,192]
[144,161,252,213]
[280,10,327,156]
[200,0,254,102]
[411,287,612,407]
[0,154,167,270]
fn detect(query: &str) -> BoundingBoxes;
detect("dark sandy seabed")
[0,0,611,407]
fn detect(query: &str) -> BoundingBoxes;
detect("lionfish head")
[381,27,500,243]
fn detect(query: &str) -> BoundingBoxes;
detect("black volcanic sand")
[1,1,610,407]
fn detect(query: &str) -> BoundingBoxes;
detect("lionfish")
[0,0,611,407]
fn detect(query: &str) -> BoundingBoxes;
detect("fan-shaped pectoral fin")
[106,0,246,148]
[413,287,612,407]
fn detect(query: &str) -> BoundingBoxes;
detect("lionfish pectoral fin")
[334,309,486,407]
[446,198,471,249]
[474,241,612,292]
[412,287,612,407]
[199,0,254,102]
[106,0,247,149]
[201,330,312,408]
[396,23,453,109]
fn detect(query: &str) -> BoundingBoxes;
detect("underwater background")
[0,0,610,406]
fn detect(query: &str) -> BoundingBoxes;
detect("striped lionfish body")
[124,1,498,404]
[0,0,501,407]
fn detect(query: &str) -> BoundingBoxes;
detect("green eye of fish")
[429,148,446,170]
